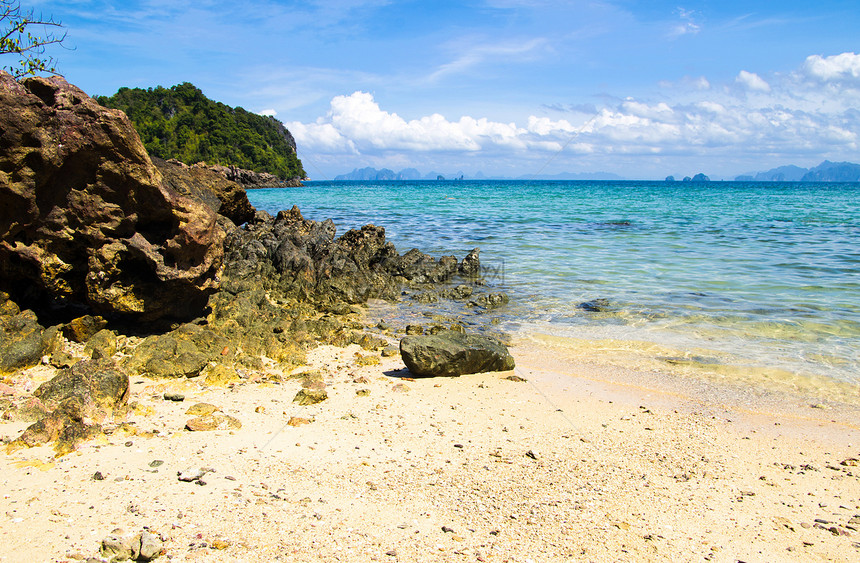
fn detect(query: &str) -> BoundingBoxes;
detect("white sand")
[2,338,859,562]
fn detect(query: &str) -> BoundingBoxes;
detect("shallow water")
[248,180,860,390]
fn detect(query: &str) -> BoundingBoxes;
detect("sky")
[19,0,860,179]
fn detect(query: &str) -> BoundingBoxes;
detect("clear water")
[248,180,860,387]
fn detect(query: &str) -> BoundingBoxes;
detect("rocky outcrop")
[18,359,129,453]
[0,72,223,322]
[0,292,62,373]
[206,163,302,189]
[153,158,256,224]
[222,205,477,306]
[399,330,515,377]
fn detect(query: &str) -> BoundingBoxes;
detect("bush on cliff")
[97,83,305,181]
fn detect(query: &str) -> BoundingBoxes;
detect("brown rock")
[0,72,223,321]
[292,388,328,405]
[287,416,312,426]
[185,413,241,431]
[185,402,219,416]
[154,157,255,225]
[63,315,108,343]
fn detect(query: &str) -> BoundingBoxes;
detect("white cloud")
[425,38,548,83]
[290,52,860,176]
[258,109,277,117]
[669,8,701,37]
[735,70,771,92]
[802,52,860,83]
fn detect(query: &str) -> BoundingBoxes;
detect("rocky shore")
[2,73,859,562]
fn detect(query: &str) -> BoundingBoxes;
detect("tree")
[1,0,66,78]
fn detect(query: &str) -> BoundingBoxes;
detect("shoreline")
[2,336,859,562]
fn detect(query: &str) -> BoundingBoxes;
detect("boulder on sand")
[399,330,515,377]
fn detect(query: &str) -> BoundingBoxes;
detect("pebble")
[92,471,105,481]
[178,467,212,483]
[526,449,540,460]
[163,393,185,402]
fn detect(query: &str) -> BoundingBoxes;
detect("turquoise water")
[248,181,860,387]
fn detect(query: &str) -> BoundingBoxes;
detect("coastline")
[2,336,858,562]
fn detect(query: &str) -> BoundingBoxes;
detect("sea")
[248,180,860,400]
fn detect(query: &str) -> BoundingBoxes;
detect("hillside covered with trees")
[97,83,305,180]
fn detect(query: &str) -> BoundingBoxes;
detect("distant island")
[735,160,860,182]
[334,167,624,181]
[97,83,305,182]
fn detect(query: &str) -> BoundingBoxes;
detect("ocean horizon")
[248,179,860,399]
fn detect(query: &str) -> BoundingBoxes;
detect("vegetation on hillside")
[97,83,305,180]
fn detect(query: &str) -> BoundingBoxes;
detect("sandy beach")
[2,332,858,563]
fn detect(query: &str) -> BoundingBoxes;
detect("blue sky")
[23,0,860,179]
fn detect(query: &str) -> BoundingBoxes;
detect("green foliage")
[1,0,66,78]
[97,82,306,180]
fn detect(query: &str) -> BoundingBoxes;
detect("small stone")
[211,538,230,550]
[525,449,539,460]
[504,375,526,382]
[356,388,371,397]
[293,388,328,406]
[178,467,212,482]
[287,417,312,427]
[149,460,164,468]
[92,471,105,481]
[405,325,424,335]
[163,392,185,402]
[840,458,859,467]
[442,526,455,533]
[186,402,219,416]
[185,413,242,431]
[381,346,399,357]
[353,376,370,384]
[134,530,163,561]
[255,405,266,413]
[391,383,410,393]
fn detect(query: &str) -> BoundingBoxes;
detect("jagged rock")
[84,329,118,360]
[33,359,128,412]
[0,72,223,321]
[471,293,509,309]
[18,359,128,451]
[293,388,327,405]
[399,330,515,377]
[459,248,481,278]
[62,315,108,343]
[222,206,474,306]
[207,163,302,189]
[0,305,60,372]
[123,323,229,378]
[154,157,256,225]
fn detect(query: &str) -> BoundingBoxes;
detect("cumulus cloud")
[258,108,277,117]
[802,52,860,83]
[736,70,771,92]
[290,52,860,175]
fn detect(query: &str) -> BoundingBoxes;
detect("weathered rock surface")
[185,413,241,431]
[122,323,229,378]
[207,163,303,189]
[0,72,223,321]
[18,359,129,452]
[154,157,255,225]
[222,205,477,306]
[400,330,515,377]
[0,294,61,372]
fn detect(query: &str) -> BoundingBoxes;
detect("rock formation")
[399,330,515,377]
[0,72,223,322]
[153,158,256,224]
